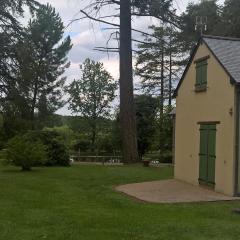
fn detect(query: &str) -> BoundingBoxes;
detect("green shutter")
[199,125,208,182]
[196,63,202,86]
[199,124,216,185]
[207,125,216,184]
[201,60,208,85]
[195,59,208,88]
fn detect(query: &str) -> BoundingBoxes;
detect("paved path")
[73,162,123,166]
[116,179,240,203]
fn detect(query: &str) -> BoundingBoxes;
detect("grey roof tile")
[203,36,240,83]
[173,36,240,97]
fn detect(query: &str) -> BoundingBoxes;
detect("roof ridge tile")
[202,35,240,42]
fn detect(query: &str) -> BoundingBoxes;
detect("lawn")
[0,164,240,240]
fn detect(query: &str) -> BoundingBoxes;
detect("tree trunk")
[169,36,172,107]
[91,123,96,153]
[160,40,164,118]
[159,39,165,157]
[119,0,139,163]
[30,80,38,129]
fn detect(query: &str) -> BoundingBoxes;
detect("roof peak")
[202,35,240,42]
[174,34,240,97]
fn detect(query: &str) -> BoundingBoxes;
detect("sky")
[34,0,220,115]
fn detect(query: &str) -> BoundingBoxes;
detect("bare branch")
[68,10,172,47]
[80,10,119,27]
[131,12,181,29]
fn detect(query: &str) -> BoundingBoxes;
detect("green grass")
[0,164,240,240]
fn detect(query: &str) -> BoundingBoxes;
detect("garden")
[0,164,240,240]
[2,1,240,239]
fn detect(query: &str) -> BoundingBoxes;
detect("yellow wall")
[175,42,236,196]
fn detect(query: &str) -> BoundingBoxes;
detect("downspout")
[234,84,240,196]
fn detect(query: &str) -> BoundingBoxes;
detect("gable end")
[173,36,239,98]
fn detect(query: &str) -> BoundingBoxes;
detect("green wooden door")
[199,125,208,182]
[199,124,216,185]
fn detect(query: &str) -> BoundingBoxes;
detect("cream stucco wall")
[174,42,236,196]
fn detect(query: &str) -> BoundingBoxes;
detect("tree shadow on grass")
[1,167,44,174]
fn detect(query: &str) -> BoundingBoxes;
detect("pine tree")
[0,0,38,112]
[119,0,175,163]
[14,4,72,126]
[222,0,240,38]
[135,25,184,157]
[79,0,176,163]
[179,0,222,53]
[136,25,184,107]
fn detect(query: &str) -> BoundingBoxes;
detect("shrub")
[26,131,70,166]
[43,125,75,150]
[0,149,7,163]
[45,138,70,166]
[96,134,114,154]
[6,135,47,171]
[161,150,173,163]
[73,138,91,153]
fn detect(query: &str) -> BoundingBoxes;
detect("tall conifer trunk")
[169,34,172,107]
[119,0,139,163]
[159,39,164,157]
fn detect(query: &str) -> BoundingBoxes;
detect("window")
[195,56,209,91]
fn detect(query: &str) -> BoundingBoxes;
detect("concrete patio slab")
[116,179,240,203]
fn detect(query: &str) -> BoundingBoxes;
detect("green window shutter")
[201,60,208,85]
[195,59,208,89]
[196,63,202,86]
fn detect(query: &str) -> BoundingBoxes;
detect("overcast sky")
[35,0,221,115]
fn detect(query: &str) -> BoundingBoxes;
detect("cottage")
[174,35,240,196]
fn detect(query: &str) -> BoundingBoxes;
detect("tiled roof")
[203,35,240,83]
[173,35,240,97]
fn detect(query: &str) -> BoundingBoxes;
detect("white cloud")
[101,56,119,80]
[36,0,208,115]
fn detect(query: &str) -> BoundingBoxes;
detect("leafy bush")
[26,131,70,166]
[6,135,47,171]
[161,150,173,163]
[45,138,70,166]
[0,149,7,163]
[96,134,114,154]
[43,125,75,150]
[0,138,5,150]
[73,137,92,153]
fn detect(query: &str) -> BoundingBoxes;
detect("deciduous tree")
[135,95,158,159]
[67,58,117,152]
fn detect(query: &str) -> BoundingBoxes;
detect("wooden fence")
[70,155,122,164]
